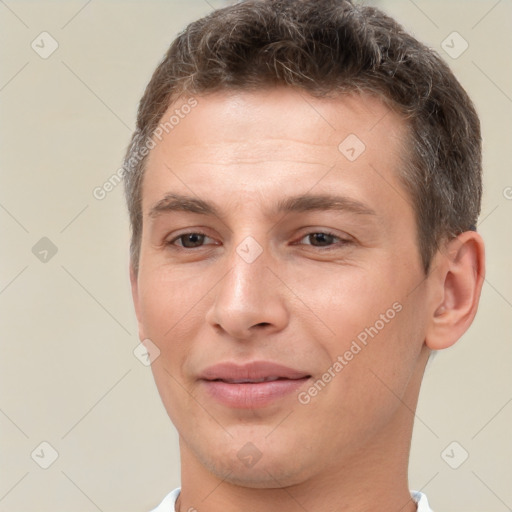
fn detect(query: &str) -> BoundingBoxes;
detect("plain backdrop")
[1,1,511,511]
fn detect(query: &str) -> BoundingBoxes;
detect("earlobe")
[425,231,485,351]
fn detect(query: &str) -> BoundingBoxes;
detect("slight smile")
[199,361,311,408]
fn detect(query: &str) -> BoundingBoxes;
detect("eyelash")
[167,230,352,250]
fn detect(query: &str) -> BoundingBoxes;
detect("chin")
[193,434,317,489]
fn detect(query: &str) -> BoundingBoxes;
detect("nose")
[205,243,289,341]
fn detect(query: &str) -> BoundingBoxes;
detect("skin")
[130,88,485,512]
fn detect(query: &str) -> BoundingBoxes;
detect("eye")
[169,232,215,249]
[297,231,350,248]
[167,230,350,250]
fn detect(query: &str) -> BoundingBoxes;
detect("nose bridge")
[206,234,289,338]
[227,237,269,308]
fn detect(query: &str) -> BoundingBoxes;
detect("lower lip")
[200,378,310,408]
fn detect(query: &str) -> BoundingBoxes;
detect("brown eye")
[298,231,344,248]
[171,233,209,248]
[306,232,338,247]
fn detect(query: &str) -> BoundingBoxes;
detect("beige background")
[0,0,511,511]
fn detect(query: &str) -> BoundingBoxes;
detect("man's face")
[131,88,433,486]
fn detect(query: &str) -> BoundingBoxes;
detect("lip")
[199,361,311,409]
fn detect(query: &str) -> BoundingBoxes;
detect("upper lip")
[199,361,310,383]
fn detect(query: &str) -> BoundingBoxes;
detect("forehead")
[141,87,410,218]
[152,88,404,153]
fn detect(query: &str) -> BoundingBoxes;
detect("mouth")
[200,360,310,381]
[212,376,302,384]
[199,361,311,408]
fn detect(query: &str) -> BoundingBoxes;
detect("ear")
[425,231,485,350]
[130,261,146,341]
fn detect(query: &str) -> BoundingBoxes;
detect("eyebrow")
[148,192,377,218]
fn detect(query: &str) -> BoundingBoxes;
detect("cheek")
[139,268,210,428]
[294,263,424,403]
[138,265,206,337]
[342,305,425,440]
[136,266,212,407]
[290,264,397,351]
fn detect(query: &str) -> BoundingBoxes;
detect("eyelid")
[294,228,354,245]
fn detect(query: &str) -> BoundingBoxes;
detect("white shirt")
[150,488,434,511]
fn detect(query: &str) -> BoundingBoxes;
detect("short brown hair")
[123,0,482,274]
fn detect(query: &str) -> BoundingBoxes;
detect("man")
[123,0,485,510]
